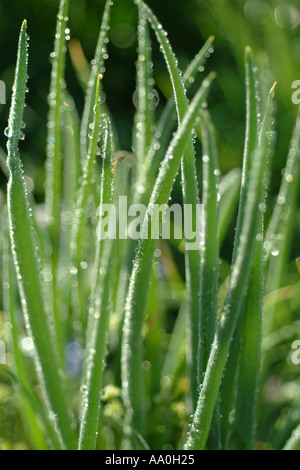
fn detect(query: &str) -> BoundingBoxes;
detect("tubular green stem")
[44,0,69,363]
[197,111,221,449]
[140,35,215,206]
[198,110,220,382]
[139,0,202,411]
[6,19,76,450]
[80,0,113,159]
[232,232,263,449]
[219,47,261,446]
[8,104,76,452]
[73,79,101,268]
[121,73,214,442]
[3,217,49,450]
[262,105,300,338]
[133,10,154,191]
[185,83,275,450]
[46,0,69,259]
[231,47,260,266]
[78,115,114,450]
[70,79,102,334]
[77,239,113,450]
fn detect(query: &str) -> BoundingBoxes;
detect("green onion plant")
[0,0,300,451]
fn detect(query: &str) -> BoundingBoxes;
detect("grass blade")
[2,216,49,450]
[132,9,155,194]
[219,47,261,447]
[59,92,82,270]
[137,0,203,410]
[229,75,275,447]
[143,35,215,202]
[231,47,261,265]
[54,93,82,350]
[80,0,113,159]
[69,78,103,332]
[197,111,221,448]
[198,110,220,381]
[89,114,115,322]
[184,79,276,450]
[231,237,263,449]
[263,105,300,337]
[78,115,115,450]
[121,72,215,444]
[45,0,69,262]
[6,20,76,450]
[72,78,102,271]
[44,0,69,361]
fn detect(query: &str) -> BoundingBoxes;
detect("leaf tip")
[244,45,253,59]
[270,81,277,95]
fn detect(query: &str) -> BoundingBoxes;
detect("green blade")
[185,77,276,451]
[6,19,76,450]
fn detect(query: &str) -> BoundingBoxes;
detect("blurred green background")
[1,0,300,449]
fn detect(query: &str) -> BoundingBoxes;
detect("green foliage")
[1,0,300,451]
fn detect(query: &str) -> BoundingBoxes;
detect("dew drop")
[20,337,34,357]
[49,411,57,421]
[4,127,12,138]
[277,195,286,205]
[285,174,294,183]
[258,202,267,213]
